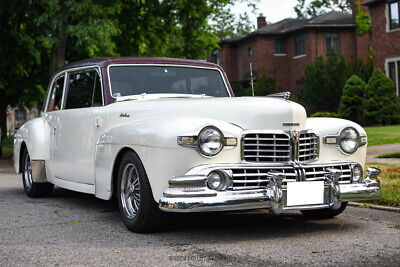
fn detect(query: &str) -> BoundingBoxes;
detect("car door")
[52,67,106,184]
[42,73,66,180]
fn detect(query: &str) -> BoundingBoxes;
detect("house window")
[275,38,285,54]
[14,110,27,121]
[389,1,400,30]
[294,34,305,56]
[212,50,219,64]
[386,59,400,97]
[326,33,340,54]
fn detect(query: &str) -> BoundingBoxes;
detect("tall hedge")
[337,75,367,125]
[364,69,400,125]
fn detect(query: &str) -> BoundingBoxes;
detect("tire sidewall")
[117,151,148,227]
[21,148,34,195]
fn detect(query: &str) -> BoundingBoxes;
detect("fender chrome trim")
[31,160,47,183]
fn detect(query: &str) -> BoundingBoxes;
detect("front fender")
[13,117,51,173]
[306,117,367,167]
[95,117,243,201]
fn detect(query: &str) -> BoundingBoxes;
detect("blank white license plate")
[286,181,324,207]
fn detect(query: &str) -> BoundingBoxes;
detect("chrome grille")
[242,133,291,163]
[229,163,352,190]
[298,133,318,162]
[231,167,297,190]
[304,164,352,183]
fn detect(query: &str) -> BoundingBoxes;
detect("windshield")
[109,65,229,97]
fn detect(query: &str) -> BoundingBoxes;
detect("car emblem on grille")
[292,130,300,142]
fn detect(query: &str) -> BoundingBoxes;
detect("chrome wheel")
[120,163,141,220]
[24,153,33,190]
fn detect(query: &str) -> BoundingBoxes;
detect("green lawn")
[364,125,400,146]
[377,151,400,158]
[361,164,400,208]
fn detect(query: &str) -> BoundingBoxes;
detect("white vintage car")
[13,57,381,232]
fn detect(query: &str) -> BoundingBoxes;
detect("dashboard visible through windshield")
[108,65,229,98]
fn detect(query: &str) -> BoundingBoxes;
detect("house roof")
[362,0,385,6]
[221,11,355,44]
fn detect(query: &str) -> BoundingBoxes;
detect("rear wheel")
[301,202,348,219]
[22,148,53,197]
[117,150,164,232]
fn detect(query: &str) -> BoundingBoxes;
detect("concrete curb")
[349,202,400,213]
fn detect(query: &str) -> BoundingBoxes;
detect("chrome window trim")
[240,129,319,164]
[44,65,104,114]
[106,63,233,100]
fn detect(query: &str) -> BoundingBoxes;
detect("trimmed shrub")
[310,112,338,118]
[245,74,275,96]
[364,69,400,125]
[337,75,367,125]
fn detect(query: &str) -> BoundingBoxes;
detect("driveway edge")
[349,202,400,213]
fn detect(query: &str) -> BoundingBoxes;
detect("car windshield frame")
[107,64,232,99]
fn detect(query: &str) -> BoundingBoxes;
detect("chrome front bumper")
[159,163,382,213]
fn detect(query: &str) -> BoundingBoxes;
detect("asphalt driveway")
[0,159,399,266]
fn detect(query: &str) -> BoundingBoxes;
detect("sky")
[232,0,299,25]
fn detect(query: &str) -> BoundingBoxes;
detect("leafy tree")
[337,75,366,125]
[29,0,120,74]
[245,74,275,96]
[0,1,47,156]
[210,0,258,40]
[364,69,400,125]
[297,53,349,113]
[294,0,351,18]
[355,0,372,35]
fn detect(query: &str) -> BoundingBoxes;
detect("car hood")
[108,96,307,130]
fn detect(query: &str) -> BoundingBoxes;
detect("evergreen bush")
[337,75,366,125]
[364,69,400,125]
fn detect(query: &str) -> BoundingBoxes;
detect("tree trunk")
[49,36,67,75]
[0,89,7,158]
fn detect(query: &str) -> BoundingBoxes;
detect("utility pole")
[250,62,255,96]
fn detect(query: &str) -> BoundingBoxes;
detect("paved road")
[367,143,400,165]
[0,159,399,266]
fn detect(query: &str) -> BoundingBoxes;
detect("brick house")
[363,0,400,96]
[210,11,370,94]
[6,105,38,135]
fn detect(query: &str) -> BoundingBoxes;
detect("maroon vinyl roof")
[54,57,233,104]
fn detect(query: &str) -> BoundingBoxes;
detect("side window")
[48,75,65,112]
[64,68,102,109]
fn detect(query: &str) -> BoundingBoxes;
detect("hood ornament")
[267,91,291,100]
[291,130,300,142]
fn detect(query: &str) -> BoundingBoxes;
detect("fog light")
[352,164,363,182]
[207,171,227,191]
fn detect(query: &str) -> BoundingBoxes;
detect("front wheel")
[301,202,348,219]
[22,149,54,197]
[117,150,164,232]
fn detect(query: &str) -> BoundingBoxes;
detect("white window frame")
[385,56,400,96]
[386,1,400,33]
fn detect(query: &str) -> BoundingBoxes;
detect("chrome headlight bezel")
[339,127,360,154]
[323,126,367,155]
[197,126,224,157]
[177,125,238,158]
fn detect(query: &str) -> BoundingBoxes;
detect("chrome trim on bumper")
[159,163,382,213]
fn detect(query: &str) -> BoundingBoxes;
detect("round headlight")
[339,127,359,154]
[198,126,223,156]
[352,164,363,182]
[207,171,227,191]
